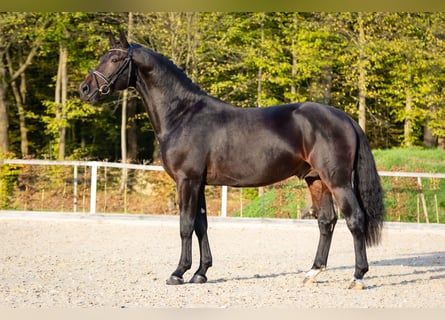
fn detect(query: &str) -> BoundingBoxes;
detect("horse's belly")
[206,155,311,187]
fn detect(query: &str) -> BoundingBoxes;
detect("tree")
[427,13,445,148]
[0,13,48,155]
[374,13,445,147]
[1,12,444,162]
[40,13,126,159]
[319,12,377,132]
[280,12,340,104]
[0,54,9,154]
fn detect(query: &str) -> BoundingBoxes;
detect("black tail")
[352,121,385,247]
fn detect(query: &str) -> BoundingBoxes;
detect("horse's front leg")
[190,184,212,284]
[166,178,201,285]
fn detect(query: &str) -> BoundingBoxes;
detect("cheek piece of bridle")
[90,44,135,97]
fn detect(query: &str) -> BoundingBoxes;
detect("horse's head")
[79,30,135,104]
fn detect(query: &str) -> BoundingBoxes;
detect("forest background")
[1,12,445,164]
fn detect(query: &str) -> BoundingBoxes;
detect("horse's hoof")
[166,275,185,285]
[303,276,317,286]
[190,274,207,284]
[303,268,322,285]
[348,278,365,290]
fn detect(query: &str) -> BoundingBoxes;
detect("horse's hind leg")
[331,187,369,289]
[303,175,337,285]
[190,184,213,283]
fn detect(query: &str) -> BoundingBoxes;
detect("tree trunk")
[404,88,413,147]
[0,51,9,154]
[438,136,445,150]
[289,13,301,102]
[6,48,28,157]
[290,38,297,100]
[127,98,138,162]
[121,11,134,165]
[120,12,133,192]
[257,14,265,198]
[321,65,332,105]
[3,36,40,157]
[121,89,128,165]
[423,123,435,148]
[403,59,414,147]
[257,14,265,109]
[185,12,199,82]
[357,12,367,133]
[310,65,333,104]
[55,44,68,160]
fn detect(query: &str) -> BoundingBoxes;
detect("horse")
[79,31,385,290]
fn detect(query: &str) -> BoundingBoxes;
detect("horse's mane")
[137,44,206,96]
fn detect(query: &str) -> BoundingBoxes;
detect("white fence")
[0,159,164,215]
[1,159,445,220]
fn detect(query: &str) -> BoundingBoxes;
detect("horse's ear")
[108,32,118,48]
[118,30,130,49]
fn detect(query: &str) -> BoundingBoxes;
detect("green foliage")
[40,99,101,138]
[0,153,22,209]
[241,188,259,201]
[1,12,445,162]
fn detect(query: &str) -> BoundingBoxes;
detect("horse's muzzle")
[80,82,89,97]
[79,79,99,104]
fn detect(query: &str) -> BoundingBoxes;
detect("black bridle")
[90,44,135,98]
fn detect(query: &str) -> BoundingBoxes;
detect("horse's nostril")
[81,83,89,94]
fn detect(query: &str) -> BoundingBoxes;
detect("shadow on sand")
[203,252,444,288]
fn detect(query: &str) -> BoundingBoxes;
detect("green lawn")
[235,148,445,223]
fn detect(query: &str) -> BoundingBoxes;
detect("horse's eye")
[111,58,118,63]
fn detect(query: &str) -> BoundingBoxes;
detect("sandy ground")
[0,211,444,308]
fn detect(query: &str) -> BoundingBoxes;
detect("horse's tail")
[351,121,385,247]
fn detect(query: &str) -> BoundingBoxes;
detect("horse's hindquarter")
[295,103,358,187]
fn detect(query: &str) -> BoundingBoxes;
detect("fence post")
[90,162,98,214]
[417,177,429,223]
[73,165,78,212]
[221,185,228,217]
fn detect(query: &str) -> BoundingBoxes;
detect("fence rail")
[1,159,444,221]
[0,159,164,215]
[378,171,445,178]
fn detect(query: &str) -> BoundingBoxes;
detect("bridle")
[90,44,135,98]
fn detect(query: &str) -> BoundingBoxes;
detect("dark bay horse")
[79,31,385,290]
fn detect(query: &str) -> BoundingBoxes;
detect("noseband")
[90,44,134,98]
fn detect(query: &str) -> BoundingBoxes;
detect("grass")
[373,148,445,223]
[234,148,445,223]
[373,148,445,172]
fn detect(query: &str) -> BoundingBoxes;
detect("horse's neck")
[131,47,212,141]
[135,72,202,142]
